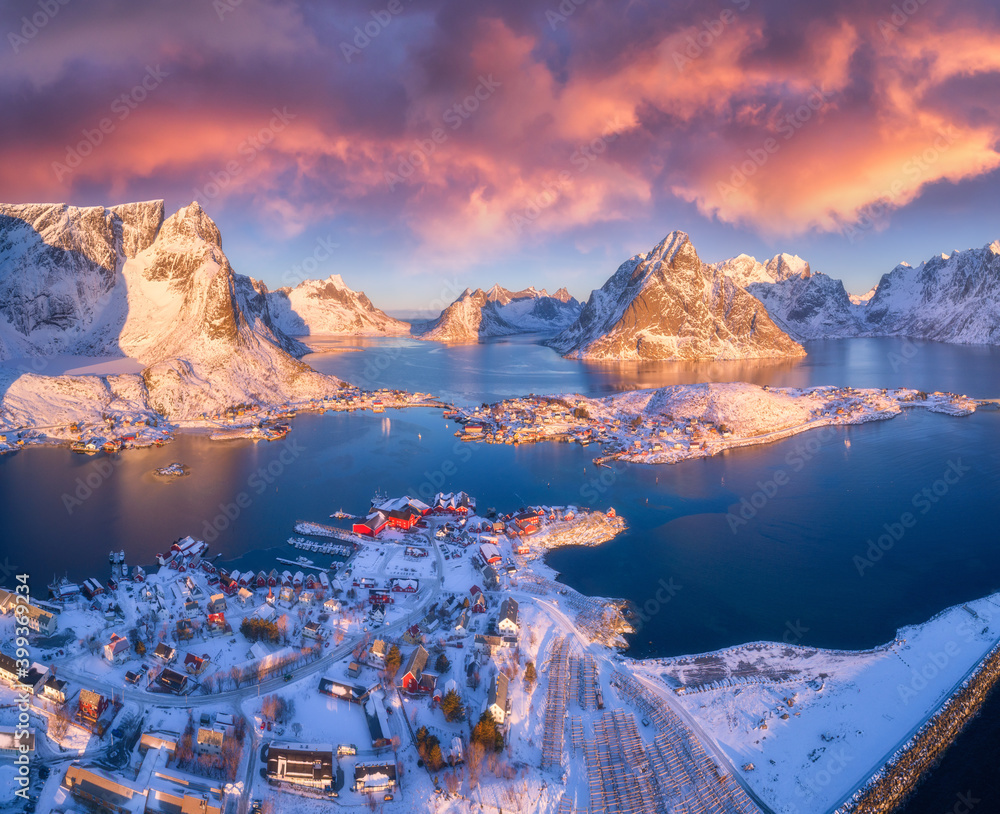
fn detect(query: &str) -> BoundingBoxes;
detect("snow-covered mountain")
[549,231,805,360]
[708,252,811,289]
[745,274,864,340]
[858,244,1000,343]
[266,274,410,336]
[415,286,581,344]
[727,241,1000,345]
[0,201,341,422]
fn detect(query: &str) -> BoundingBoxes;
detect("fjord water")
[2,336,999,810]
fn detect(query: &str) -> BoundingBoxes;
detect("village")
[2,488,750,814]
[442,382,981,466]
[0,385,440,457]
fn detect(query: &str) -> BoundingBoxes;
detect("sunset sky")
[2,0,999,312]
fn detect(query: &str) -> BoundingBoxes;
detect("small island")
[153,462,190,478]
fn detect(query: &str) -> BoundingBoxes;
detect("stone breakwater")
[840,639,1000,814]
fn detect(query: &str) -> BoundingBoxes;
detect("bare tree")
[466,742,485,790]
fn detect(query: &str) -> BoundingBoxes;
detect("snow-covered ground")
[633,592,1000,813]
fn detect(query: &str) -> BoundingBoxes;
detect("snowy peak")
[710,251,810,289]
[415,284,581,344]
[550,231,805,360]
[0,200,341,419]
[266,273,409,337]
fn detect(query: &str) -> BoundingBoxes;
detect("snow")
[551,231,805,361]
[633,591,1000,813]
[415,286,581,344]
[267,274,411,337]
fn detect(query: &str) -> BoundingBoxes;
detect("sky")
[2,0,999,314]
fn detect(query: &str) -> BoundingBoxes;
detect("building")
[139,733,177,757]
[18,603,58,636]
[498,597,519,634]
[184,653,208,674]
[103,633,130,665]
[433,491,476,513]
[266,742,335,790]
[479,543,502,565]
[237,587,254,607]
[152,643,176,664]
[303,621,322,640]
[487,672,509,725]
[368,639,386,668]
[197,727,225,756]
[318,678,368,703]
[63,764,137,813]
[156,668,189,695]
[363,694,392,748]
[354,762,397,794]
[78,689,109,727]
[0,651,18,685]
[41,675,68,705]
[207,594,226,613]
[0,726,34,755]
[399,646,428,693]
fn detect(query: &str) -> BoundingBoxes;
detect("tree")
[384,645,402,675]
[466,741,485,790]
[524,661,537,687]
[134,640,146,656]
[441,689,464,723]
[435,653,450,673]
[471,711,504,753]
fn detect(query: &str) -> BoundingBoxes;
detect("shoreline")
[840,637,1000,814]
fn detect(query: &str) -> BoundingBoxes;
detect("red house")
[399,646,428,693]
[354,511,389,537]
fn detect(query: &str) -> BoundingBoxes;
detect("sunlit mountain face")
[1,0,998,309]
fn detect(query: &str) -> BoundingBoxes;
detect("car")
[384,794,394,801]
[283,673,293,682]
[250,801,262,813]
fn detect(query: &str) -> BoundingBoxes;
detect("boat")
[48,576,81,600]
